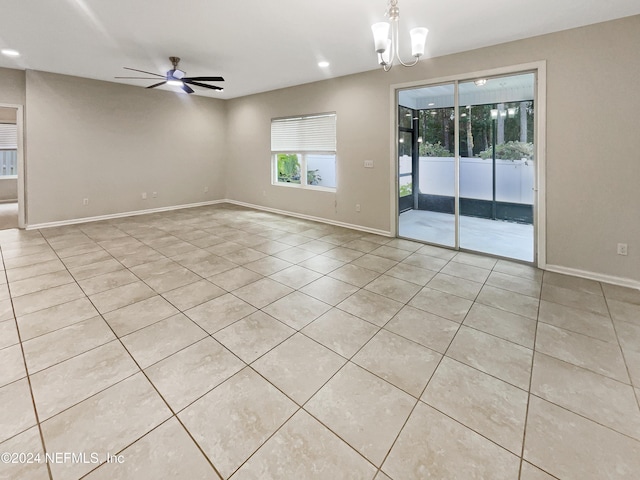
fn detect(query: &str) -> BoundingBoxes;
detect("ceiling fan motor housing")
[168,69,185,79]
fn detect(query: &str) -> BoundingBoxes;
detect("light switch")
[364,160,374,168]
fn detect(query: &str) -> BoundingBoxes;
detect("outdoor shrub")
[420,141,454,157]
[479,141,533,160]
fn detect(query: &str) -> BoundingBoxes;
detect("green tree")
[277,154,300,183]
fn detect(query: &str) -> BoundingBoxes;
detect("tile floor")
[0,204,639,480]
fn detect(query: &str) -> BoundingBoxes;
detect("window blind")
[0,124,17,150]
[271,113,336,153]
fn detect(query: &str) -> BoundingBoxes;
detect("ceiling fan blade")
[182,76,224,82]
[115,76,161,79]
[184,80,223,91]
[123,67,164,77]
[181,84,195,94]
[146,81,167,89]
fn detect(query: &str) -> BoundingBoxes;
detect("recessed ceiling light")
[428,102,435,106]
[1,49,20,57]
[318,61,330,68]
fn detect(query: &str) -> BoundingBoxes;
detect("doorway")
[0,104,25,230]
[397,71,538,263]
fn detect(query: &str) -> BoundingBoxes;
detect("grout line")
[0,233,55,480]
[602,291,640,413]
[517,274,543,479]
[37,227,228,478]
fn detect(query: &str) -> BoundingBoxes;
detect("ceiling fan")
[115,56,224,94]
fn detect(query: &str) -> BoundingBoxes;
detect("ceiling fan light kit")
[371,0,428,71]
[115,56,224,94]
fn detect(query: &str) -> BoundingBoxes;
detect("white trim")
[389,87,397,236]
[16,105,24,229]
[545,264,640,291]
[453,82,460,249]
[0,103,25,229]
[27,198,393,237]
[26,200,226,230]
[226,199,392,237]
[534,61,547,269]
[390,61,549,92]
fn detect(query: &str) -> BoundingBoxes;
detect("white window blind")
[271,113,336,153]
[0,124,17,150]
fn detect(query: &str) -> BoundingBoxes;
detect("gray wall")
[0,178,17,202]
[0,67,26,105]
[226,15,640,283]
[24,71,227,224]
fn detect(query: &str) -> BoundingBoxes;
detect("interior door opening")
[0,106,20,230]
[397,72,536,263]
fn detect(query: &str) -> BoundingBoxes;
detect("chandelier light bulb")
[371,22,391,53]
[410,28,428,57]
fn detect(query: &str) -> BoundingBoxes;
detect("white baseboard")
[26,198,392,238]
[225,199,392,237]
[26,200,226,230]
[545,264,640,290]
[26,200,638,291]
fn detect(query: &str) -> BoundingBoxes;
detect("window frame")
[270,113,337,192]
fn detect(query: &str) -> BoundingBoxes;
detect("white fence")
[400,156,534,205]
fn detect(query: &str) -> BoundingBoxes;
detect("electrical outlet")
[364,160,374,168]
[83,198,89,206]
[617,243,628,256]
[152,192,158,198]
[141,192,147,200]
[356,204,361,212]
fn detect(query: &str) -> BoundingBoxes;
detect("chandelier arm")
[396,55,420,68]
[393,14,420,67]
[384,20,396,69]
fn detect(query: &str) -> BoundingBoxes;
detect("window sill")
[272,182,336,193]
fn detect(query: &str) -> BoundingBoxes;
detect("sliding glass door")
[397,72,536,262]
[398,83,456,247]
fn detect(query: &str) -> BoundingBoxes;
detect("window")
[0,123,17,177]
[271,113,336,190]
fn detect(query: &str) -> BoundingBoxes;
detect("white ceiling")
[1,0,638,99]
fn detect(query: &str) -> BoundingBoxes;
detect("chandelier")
[371,0,428,71]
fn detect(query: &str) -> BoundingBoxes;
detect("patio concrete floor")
[399,209,534,262]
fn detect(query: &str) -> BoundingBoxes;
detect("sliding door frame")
[389,61,547,268]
